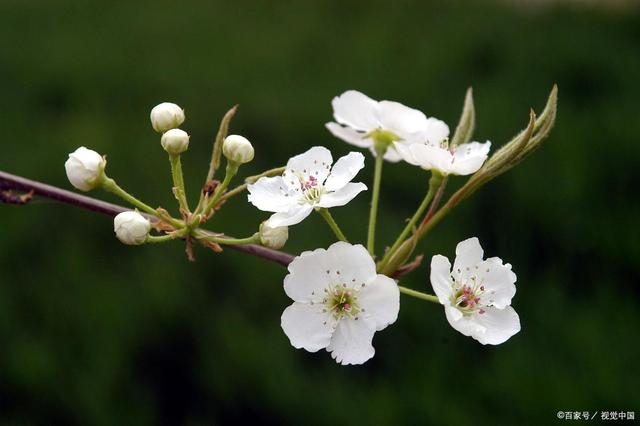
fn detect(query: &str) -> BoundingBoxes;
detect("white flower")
[64,147,106,191]
[113,211,151,245]
[259,222,288,249]
[161,128,190,155]
[150,102,185,133]
[247,146,367,227]
[326,90,449,162]
[281,242,399,365]
[430,237,520,345]
[223,134,254,164]
[395,139,491,176]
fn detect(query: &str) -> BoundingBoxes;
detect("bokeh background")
[1,0,639,424]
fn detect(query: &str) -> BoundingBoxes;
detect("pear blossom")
[430,237,520,345]
[161,128,190,155]
[395,139,491,176]
[326,90,449,162]
[247,146,367,227]
[113,210,151,245]
[281,242,399,365]
[64,147,106,191]
[150,102,185,133]
[223,135,254,164]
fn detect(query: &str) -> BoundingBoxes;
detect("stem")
[146,234,177,244]
[378,175,440,271]
[316,208,348,242]
[420,175,448,227]
[398,285,440,303]
[367,145,385,255]
[219,166,286,202]
[201,162,238,216]
[197,232,260,245]
[101,177,159,218]
[0,170,295,267]
[170,155,190,212]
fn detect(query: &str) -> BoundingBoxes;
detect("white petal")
[393,142,420,166]
[407,143,453,172]
[474,258,517,309]
[430,255,453,304]
[281,302,336,352]
[247,176,295,213]
[266,205,313,227]
[375,100,429,135]
[284,242,375,302]
[444,305,485,337]
[316,182,367,208]
[325,122,371,149]
[450,141,491,175]
[472,306,520,345]
[327,317,376,365]
[285,146,333,187]
[331,90,379,131]
[357,274,399,331]
[324,152,365,192]
[423,118,450,144]
[453,237,484,282]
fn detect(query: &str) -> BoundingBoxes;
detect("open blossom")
[430,237,520,344]
[247,146,367,227]
[281,242,399,365]
[395,139,491,176]
[326,90,449,162]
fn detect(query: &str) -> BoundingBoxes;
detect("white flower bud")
[223,135,254,164]
[114,211,151,245]
[161,129,190,155]
[259,222,288,249]
[64,147,106,191]
[150,102,185,133]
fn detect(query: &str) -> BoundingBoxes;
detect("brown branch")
[0,170,294,268]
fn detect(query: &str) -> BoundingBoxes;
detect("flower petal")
[284,146,333,188]
[316,182,367,209]
[284,242,375,302]
[474,258,517,309]
[281,302,336,352]
[326,317,376,365]
[430,255,453,304]
[266,204,313,227]
[375,100,429,135]
[472,306,520,345]
[325,122,371,148]
[423,118,450,144]
[406,143,453,172]
[444,305,485,337]
[453,237,484,282]
[451,141,491,175]
[324,152,365,192]
[331,90,379,131]
[247,176,295,213]
[357,274,400,331]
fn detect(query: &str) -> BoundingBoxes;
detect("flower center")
[297,175,325,205]
[324,285,360,320]
[451,282,486,316]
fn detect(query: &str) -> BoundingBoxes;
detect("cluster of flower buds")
[62,86,556,366]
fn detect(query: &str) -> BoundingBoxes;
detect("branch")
[0,170,294,268]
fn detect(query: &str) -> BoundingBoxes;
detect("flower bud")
[150,102,185,133]
[259,222,288,249]
[223,135,254,164]
[64,147,106,191]
[161,129,190,155]
[114,211,151,245]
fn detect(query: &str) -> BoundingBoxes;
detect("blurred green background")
[1,0,638,424]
